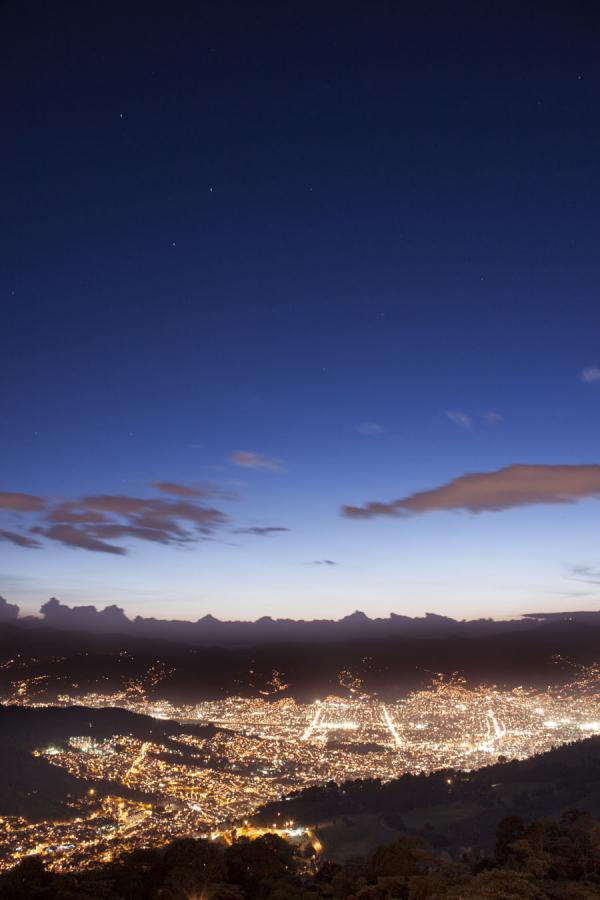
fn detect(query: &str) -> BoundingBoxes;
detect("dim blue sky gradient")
[2,2,600,620]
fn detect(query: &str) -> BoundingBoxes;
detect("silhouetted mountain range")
[2,595,600,647]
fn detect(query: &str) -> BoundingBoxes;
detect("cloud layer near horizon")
[342,464,600,519]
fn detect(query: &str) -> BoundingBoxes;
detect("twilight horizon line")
[2,595,598,629]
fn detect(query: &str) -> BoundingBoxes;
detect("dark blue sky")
[3,2,600,620]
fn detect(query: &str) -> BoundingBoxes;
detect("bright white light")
[319,721,358,730]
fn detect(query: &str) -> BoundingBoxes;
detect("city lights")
[1,665,598,872]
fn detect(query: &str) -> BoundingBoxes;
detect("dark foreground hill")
[1,808,599,898]
[255,735,600,861]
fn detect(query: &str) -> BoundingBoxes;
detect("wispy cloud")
[445,410,471,428]
[581,366,600,383]
[354,421,386,436]
[152,482,208,497]
[1,485,230,554]
[47,503,108,524]
[0,492,46,512]
[0,529,41,548]
[32,524,126,555]
[567,564,600,585]
[342,463,600,519]
[229,451,284,472]
[483,411,503,425]
[231,526,289,537]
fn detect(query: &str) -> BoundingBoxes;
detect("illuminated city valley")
[1,663,599,873]
[6,2,600,894]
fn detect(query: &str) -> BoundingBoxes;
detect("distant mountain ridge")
[1,594,600,647]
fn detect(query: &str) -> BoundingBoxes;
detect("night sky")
[3,3,600,621]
